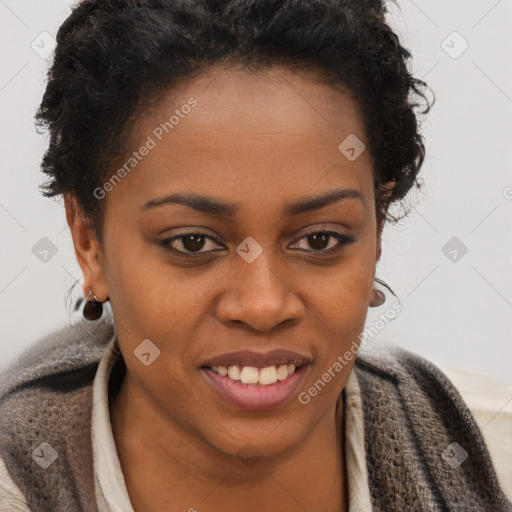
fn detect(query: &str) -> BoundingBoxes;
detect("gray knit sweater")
[0,318,510,512]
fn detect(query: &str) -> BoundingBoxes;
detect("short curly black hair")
[36,0,434,249]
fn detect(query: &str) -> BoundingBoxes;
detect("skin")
[65,64,392,512]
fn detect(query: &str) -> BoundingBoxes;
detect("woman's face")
[73,65,385,460]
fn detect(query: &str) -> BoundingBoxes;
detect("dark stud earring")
[369,277,397,308]
[369,288,386,307]
[83,290,106,321]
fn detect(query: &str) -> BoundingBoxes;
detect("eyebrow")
[141,188,365,216]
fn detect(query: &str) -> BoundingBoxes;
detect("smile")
[201,363,310,411]
[210,363,299,385]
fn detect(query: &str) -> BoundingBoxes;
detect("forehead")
[104,65,373,213]
[136,64,368,147]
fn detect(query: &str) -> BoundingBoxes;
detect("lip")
[201,364,310,411]
[200,349,311,369]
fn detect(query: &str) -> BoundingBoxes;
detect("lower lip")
[201,365,309,411]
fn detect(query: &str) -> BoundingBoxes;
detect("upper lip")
[200,349,311,369]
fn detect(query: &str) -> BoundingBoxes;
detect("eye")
[290,231,356,255]
[158,229,356,257]
[159,233,223,255]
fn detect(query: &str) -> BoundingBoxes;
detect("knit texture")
[0,318,510,511]
[356,344,512,511]
[0,319,114,512]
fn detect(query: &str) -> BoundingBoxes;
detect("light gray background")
[1,1,511,385]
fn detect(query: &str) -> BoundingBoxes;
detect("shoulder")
[0,457,30,511]
[0,318,115,401]
[427,357,512,503]
[356,342,512,503]
[0,320,116,511]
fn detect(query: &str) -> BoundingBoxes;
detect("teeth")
[240,366,259,384]
[259,366,277,385]
[276,364,288,381]
[213,366,228,377]
[211,363,299,385]
[227,365,241,380]
[217,366,228,377]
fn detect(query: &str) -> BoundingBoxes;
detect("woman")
[0,0,511,510]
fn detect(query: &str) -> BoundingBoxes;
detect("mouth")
[205,362,302,384]
[200,361,310,411]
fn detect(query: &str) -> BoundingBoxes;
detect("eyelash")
[158,230,356,257]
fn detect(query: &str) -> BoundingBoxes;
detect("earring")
[83,290,109,321]
[369,288,386,307]
[369,277,397,308]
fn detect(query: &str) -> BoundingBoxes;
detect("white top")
[1,333,511,511]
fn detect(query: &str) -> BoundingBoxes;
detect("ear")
[64,194,109,301]
[376,181,395,263]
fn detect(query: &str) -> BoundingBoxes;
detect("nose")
[215,250,305,332]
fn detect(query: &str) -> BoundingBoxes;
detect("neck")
[110,372,348,512]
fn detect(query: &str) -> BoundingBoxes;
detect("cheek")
[319,235,376,300]
[308,240,376,351]
[104,230,196,335]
